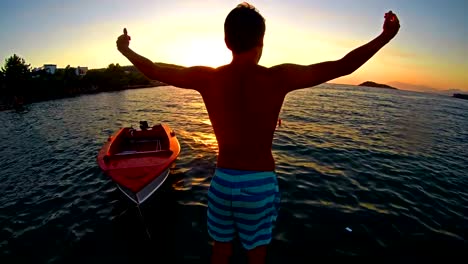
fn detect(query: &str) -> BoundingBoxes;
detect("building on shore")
[75,66,88,76]
[32,64,88,76]
[43,64,57,74]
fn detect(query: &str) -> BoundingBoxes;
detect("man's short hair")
[224,2,266,54]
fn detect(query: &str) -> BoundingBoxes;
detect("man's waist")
[216,150,275,171]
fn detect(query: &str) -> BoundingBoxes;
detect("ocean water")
[0,84,467,263]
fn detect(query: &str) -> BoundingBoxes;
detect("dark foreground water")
[0,84,467,263]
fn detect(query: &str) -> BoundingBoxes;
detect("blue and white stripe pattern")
[207,168,280,250]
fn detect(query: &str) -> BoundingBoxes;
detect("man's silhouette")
[116,3,400,263]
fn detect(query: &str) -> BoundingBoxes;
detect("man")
[116,2,400,263]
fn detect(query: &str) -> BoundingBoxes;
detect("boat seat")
[113,149,173,157]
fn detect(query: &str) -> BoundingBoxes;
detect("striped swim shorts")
[207,168,281,250]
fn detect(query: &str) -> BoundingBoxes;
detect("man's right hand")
[382,11,400,41]
[116,28,131,53]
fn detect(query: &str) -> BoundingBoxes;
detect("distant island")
[359,81,398,90]
[453,93,468,100]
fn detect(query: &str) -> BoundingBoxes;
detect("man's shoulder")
[211,64,281,82]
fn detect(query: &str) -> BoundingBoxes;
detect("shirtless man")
[116,3,400,263]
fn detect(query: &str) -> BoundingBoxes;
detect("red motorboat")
[97,122,180,204]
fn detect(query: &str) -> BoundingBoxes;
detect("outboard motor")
[139,121,149,130]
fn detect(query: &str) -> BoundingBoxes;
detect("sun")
[171,38,232,68]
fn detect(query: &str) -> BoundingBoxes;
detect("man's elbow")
[342,66,356,76]
[338,57,366,77]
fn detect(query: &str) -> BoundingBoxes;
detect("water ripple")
[0,85,467,262]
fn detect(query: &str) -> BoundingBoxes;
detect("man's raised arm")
[116,28,213,90]
[273,11,400,92]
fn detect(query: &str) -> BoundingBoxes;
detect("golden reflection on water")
[172,180,191,191]
[174,129,218,153]
[190,131,218,152]
[359,202,390,214]
[314,200,358,213]
[200,118,212,126]
[188,101,206,110]
[296,160,344,175]
[314,200,390,215]
[178,201,207,207]
[191,177,211,188]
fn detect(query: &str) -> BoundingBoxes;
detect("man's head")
[224,2,265,54]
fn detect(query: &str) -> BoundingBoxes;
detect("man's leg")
[211,241,233,264]
[233,171,280,264]
[247,245,267,264]
[208,169,237,264]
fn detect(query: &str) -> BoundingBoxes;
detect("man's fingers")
[385,11,396,19]
[390,14,399,25]
[384,11,399,24]
[122,28,131,41]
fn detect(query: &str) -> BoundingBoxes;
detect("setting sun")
[167,37,231,67]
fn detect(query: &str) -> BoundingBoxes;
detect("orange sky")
[1,1,467,91]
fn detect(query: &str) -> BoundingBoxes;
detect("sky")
[0,0,467,91]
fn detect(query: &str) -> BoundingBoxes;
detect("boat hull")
[116,168,170,204]
[97,123,180,204]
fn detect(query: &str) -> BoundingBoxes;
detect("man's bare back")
[202,63,285,171]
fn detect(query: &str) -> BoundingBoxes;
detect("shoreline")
[2,82,464,112]
[0,83,167,112]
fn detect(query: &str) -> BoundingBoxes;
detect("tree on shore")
[0,71,4,90]
[1,54,31,97]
